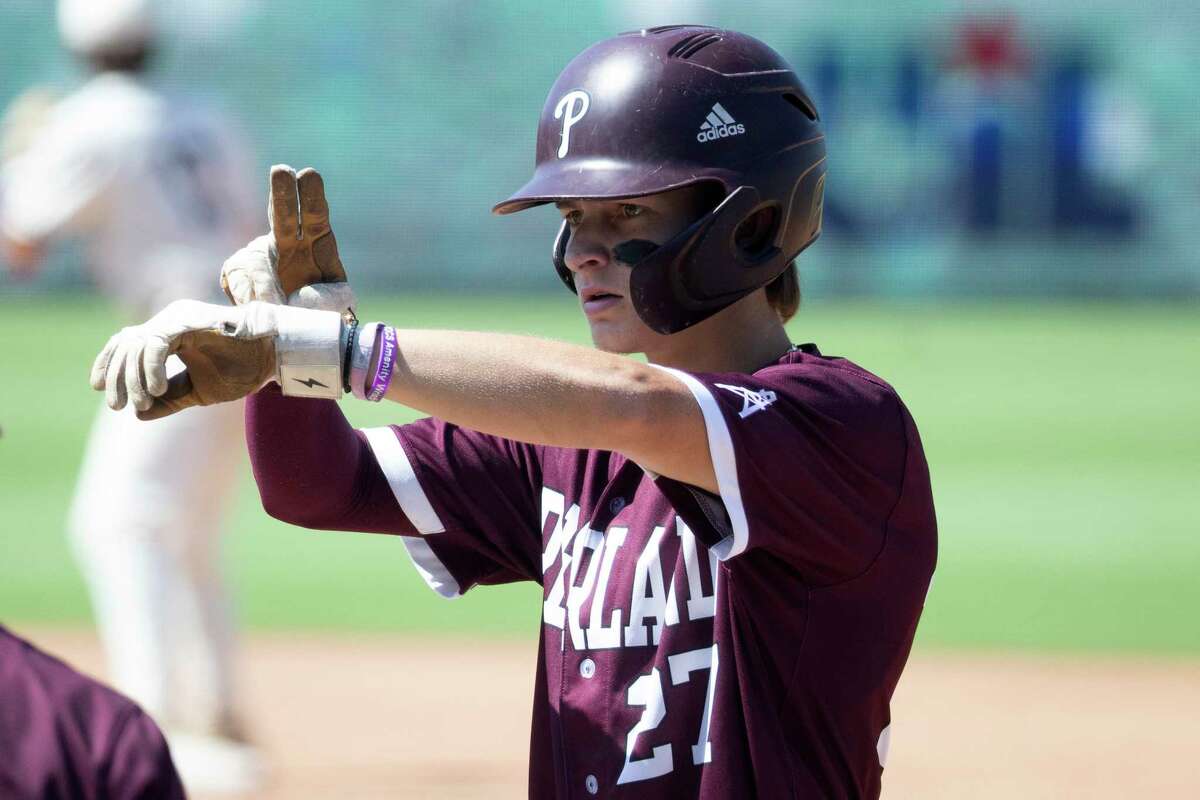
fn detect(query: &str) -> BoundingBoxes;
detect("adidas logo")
[696,102,746,143]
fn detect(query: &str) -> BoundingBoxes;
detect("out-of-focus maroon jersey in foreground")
[0,625,185,800]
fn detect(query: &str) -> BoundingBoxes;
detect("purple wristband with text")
[366,325,399,402]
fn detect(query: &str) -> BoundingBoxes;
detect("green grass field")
[1,294,1196,653]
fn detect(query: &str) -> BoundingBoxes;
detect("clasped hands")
[91,165,355,419]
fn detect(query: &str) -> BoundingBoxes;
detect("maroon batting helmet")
[493,25,826,334]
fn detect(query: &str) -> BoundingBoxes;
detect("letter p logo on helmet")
[554,90,590,158]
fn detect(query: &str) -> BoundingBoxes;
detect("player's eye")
[563,209,583,225]
[620,204,643,219]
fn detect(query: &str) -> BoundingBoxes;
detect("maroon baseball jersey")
[246,343,936,799]
[0,625,185,800]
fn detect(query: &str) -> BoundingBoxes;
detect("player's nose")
[562,227,611,275]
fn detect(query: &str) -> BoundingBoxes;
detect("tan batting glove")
[220,165,357,314]
[90,300,344,421]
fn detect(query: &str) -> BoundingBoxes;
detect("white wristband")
[273,305,344,399]
[350,322,380,400]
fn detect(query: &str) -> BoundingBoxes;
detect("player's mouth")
[580,287,624,317]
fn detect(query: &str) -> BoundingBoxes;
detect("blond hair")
[765,261,800,322]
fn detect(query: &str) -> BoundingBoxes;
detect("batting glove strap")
[270,304,344,399]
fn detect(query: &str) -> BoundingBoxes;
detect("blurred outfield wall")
[1,0,1198,298]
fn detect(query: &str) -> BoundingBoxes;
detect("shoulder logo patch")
[696,102,746,143]
[714,383,777,418]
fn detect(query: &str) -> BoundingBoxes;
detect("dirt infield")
[26,629,1200,798]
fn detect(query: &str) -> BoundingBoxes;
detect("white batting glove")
[220,234,359,313]
[220,165,357,315]
[219,234,288,305]
[289,281,359,313]
[91,300,344,420]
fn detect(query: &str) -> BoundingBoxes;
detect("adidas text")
[697,123,745,142]
[696,102,746,143]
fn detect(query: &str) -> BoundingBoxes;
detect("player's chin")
[587,319,641,355]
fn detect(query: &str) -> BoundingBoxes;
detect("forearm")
[382,331,650,447]
[378,329,715,490]
[245,384,405,532]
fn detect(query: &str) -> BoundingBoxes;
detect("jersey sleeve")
[0,116,113,243]
[650,361,911,585]
[359,419,545,599]
[244,387,543,600]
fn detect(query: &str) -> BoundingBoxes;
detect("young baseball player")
[2,0,262,791]
[92,26,937,798]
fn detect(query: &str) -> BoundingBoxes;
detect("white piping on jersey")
[361,426,461,599]
[648,366,749,560]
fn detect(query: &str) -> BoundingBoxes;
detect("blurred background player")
[0,0,261,792]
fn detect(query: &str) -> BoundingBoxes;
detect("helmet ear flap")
[627,186,790,334]
[552,219,577,293]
